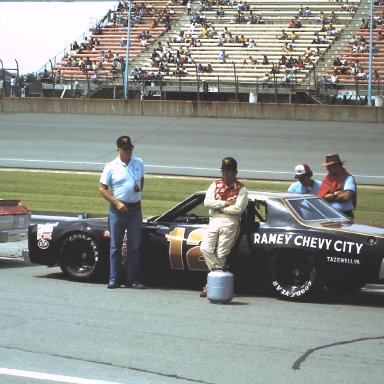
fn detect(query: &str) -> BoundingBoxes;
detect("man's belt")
[121,201,141,207]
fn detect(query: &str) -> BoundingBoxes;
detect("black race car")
[28,191,384,300]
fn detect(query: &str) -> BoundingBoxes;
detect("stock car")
[0,199,31,243]
[28,191,384,300]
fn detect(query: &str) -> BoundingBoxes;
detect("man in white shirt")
[99,136,145,289]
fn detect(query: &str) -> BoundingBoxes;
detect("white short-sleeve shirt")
[100,156,145,203]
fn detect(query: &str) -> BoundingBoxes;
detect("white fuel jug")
[207,270,234,303]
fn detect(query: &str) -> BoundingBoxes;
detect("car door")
[142,195,209,273]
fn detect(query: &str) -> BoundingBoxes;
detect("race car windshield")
[286,197,346,222]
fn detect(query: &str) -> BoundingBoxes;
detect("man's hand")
[225,200,235,207]
[116,201,127,212]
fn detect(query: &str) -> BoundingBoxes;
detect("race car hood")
[310,221,384,238]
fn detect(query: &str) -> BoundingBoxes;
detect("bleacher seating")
[44,0,384,94]
[324,5,384,87]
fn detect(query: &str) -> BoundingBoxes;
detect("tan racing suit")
[200,179,248,270]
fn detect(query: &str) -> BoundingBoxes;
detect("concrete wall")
[1,98,383,123]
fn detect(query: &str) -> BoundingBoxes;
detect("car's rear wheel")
[58,232,101,281]
[270,252,323,301]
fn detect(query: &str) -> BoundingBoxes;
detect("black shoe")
[126,282,146,289]
[107,282,121,289]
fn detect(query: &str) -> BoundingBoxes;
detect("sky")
[0,1,117,75]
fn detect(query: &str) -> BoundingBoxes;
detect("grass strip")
[1,170,383,226]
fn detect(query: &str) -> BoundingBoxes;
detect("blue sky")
[0,1,116,75]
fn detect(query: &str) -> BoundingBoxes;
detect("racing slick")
[200,157,248,296]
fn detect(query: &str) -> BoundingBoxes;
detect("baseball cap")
[221,157,237,171]
[294,163,313,179]
[116,135,133,149]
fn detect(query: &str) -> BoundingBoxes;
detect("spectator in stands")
[73,79,81,98]
[360,18,369,29]
[288,30,298,42]
[348,35,357,45]
[262,73,270,88]
[278,54,287,67]
[202,80,209,93]
[262,55,269,65]
[205,63,213,73]
[216,7,225,18]
[217,33,227,46]
[303,7,312,18]
[120,36,127,47]
[312,32,321,44]
[55,69,62,84]
[282,42,290,53]
[330,72,338,88]
[218,50,227,63]
[327,24,340,38]
[71,41,80,52]
[10,75,17,97]
[356,69,367,80]
[270,63,280,76]
[276,29,288,40]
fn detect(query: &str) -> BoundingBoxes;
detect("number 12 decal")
[166,227,208,271]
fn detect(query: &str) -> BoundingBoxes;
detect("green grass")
[1,170,383,226]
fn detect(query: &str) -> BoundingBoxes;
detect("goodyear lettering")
[254,233,363,255]
[272,280,312,297]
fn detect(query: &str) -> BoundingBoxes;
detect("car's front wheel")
[270,252,323,301]
[58,232,101,281]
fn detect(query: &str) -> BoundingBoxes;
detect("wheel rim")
[61,238,98,274]
[272,254,316,296]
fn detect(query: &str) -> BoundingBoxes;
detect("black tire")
[58,232,101,281]
[270,252,323,301]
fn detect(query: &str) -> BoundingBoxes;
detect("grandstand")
[38,0,383,104]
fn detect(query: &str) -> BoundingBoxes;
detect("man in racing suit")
[200,157,248,296]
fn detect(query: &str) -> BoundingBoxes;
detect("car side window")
[173,201,210,224]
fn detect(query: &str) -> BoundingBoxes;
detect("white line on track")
[0,368,124,384]
[0,158,383,180]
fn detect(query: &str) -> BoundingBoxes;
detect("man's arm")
[222,186,249,215]
[204,182,226,209]
[140,177,144,192]
[99,183,126,212]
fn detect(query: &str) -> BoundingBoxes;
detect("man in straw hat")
[317,154,357,219]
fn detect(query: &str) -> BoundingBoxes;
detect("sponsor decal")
[36,223,58,249]
[37,239,49,250]
[326,256,361,265]
[143,224,170,231]
[272,280,312,297]
[254,233,364,255]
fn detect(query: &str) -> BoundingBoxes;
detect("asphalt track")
[0,113,383,185]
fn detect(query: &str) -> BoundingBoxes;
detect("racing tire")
[58,232,101,281]
[270,252,323,301]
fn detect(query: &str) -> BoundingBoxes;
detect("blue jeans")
[108,203,143,285]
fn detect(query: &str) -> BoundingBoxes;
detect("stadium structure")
[23,0,384,104]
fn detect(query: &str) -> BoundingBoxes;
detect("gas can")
[207,270,234,303]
